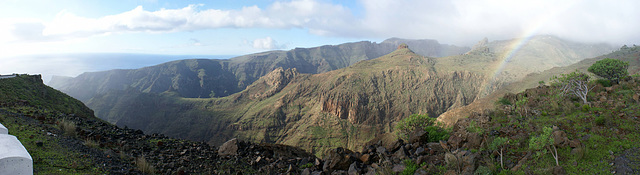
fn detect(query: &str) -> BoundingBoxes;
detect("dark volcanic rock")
[323,147,358,172]
[218,138,239,156]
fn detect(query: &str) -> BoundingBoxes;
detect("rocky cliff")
[85,47,492,155]
[50,39,470,102]
[54,36,615,157]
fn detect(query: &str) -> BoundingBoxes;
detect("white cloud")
[1,0,639,47]
[343,0,640,45]
[1,1,354,43]
[252,37,284,50]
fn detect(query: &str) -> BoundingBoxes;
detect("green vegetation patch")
[0,109,104,174]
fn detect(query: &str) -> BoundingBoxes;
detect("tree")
[551,70,594,104]
[588,58,629,84]
[529,126,559,166]
[489,137,510,169]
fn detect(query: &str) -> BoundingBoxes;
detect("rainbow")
[483,1,578,95]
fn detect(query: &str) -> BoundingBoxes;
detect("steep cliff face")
[86,47,491,155]
[50,59,240,101]
[51,39,469,103]
[60,36,616,157]
[240,67,300,100]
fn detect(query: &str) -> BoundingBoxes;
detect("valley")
[49,36,615,156]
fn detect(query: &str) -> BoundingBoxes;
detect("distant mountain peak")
[466,37,491,55]
[397,43,409,49]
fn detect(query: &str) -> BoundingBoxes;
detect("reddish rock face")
[397,43,409,49]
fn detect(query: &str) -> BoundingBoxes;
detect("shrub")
[474,165,492,175]
[300,162,313,168]
[496,97,511,105]
[136,155,155,174]
[588,58,629,84]
[467,121,484,134]
[401,159,425,175]
[489,137,510,169]
[529,126,559,166]
[59,119,76,137]
[595,79,612,87]
[83,139,99,148]
[595,116,606,126]
[395,114,448,142]
[551,70,594,104]
[424,126,450,142]
[581,104,591,112]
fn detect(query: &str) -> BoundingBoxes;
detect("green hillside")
[436,74,640,174]
[438,45,640,125]
[0,75,109,174]
[0,75,93,118]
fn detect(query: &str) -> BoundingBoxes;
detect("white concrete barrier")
[0,123,33,175]
[0,123,7,135]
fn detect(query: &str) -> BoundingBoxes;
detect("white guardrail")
[0,122,33,175]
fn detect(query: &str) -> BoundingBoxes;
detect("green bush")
[395,114,449,142]
[595,116,606,126]
[582,104,591,112]
[401,159,425,175]
[588,58,629,84]
[467,121,484,134]
[595,79,612,87]
[496,98,511,105]
[474,165,492,175]
[424,126,450,142]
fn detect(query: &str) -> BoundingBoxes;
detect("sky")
[1,0,640,79]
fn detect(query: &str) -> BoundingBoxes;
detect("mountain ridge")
[50,38,471,102]
[51,35,616,155]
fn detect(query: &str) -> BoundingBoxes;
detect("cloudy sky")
[1,0,639,79]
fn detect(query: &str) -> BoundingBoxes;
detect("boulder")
[348,162,360,175]
[414,147,425,155]
[464,133,482,149]
[568,140,582,148]
[218,138,239,156]
[392,164,405,173]
[552,166,566,175]
[408,129,428,144]
[448,133,464,149]
[393,147,408,160]
[323,147,357,172]
[427,142,445,153]
[414,169,429,175]
[552,130,569,147]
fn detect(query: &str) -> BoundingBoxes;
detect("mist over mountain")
[48,36,616,155]
[2,53,234,84]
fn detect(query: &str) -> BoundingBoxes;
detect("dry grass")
[136,155,155,174]
[83,139,99,148]
[59,119,76,137]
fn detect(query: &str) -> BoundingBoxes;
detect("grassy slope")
[0,75,104,174]
[438,46,640,125]
[462,75,640,174]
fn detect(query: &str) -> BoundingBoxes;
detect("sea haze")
[2,53,236,84]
